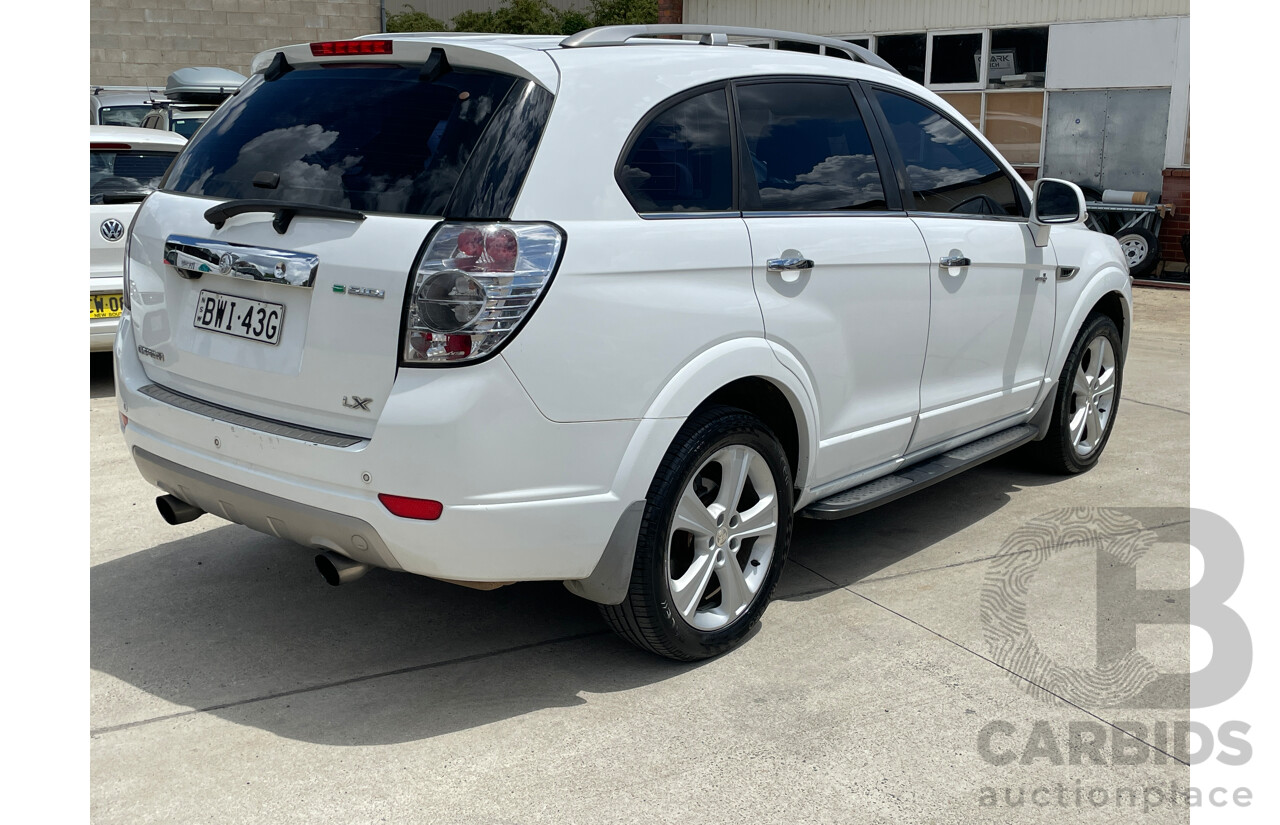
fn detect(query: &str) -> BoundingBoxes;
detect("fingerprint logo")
[981,508,1164,707]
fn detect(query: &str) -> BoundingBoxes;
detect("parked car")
[90,126,186,351]
[140,103,218,139]
[90,86,164,127]
[115,26,1131,660]
[139,66,246,139]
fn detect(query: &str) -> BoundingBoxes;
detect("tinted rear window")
[164,66,518,217]
[91,149,179,204]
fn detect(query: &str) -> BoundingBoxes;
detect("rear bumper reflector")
[378,493,443,520]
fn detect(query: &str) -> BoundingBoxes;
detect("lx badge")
[342,396,373,411]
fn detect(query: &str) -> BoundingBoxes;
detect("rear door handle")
[767,257,815,272]
[939,254,971,269]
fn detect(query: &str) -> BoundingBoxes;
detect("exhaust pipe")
[156,494,204,525]
[315,550,370,586]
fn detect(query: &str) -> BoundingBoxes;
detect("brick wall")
[90,0,382,86]
[1158,168,1190,265]
[658,0,683,25]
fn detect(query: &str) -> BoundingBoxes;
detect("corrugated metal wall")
[683,0,1190,33]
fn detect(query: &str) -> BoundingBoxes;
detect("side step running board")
[800,425,1037,520]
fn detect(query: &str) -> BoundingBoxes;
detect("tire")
[1115,226,1160,277]
[601,405,794,661]
[1027,314,1123,474]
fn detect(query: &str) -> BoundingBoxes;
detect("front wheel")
[1028,315,1123,474]
[601,406,793,660]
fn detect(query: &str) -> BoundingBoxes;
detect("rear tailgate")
[126,193,434,438]
[122,41,557,439]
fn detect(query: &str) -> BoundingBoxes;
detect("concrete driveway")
[91,288,1190,824]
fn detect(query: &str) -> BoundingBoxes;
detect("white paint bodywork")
[91,126,186,351]
[116,35,1131,585]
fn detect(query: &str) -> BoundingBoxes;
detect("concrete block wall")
[90,0,382,86]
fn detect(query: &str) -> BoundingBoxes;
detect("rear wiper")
[203,199,366,235]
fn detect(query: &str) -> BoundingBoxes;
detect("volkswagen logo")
[100,218,125,242]
[218,253,235,274]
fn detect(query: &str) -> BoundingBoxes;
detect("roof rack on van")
[560,24,900,74]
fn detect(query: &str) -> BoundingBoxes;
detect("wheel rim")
[667,444,779,632]
[1119,235,1150,267]
[1068,335,1117,457]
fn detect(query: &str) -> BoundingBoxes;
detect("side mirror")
[1030,178,1087,247]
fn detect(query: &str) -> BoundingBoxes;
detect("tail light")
[120,200,146,312]
[402,222,564,365]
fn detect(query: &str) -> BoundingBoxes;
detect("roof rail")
[560,24,900,75]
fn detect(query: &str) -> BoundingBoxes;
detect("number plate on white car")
[194,289,285,345]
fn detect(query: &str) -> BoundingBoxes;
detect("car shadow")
[90,351,115,399]
[91,448,1076,747]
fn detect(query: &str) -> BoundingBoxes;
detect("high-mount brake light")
[91,143,132,151]
[402,223,564,365]
[310,40,394,57]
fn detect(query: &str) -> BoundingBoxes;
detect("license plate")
[193,289,285,345]
[90,293,123,319]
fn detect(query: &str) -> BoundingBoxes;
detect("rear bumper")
[115,320,646,582]
[91,276,123,352]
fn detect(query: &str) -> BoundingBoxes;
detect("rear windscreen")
[91,150,178,204]
[97,105,151,127]
[164,65,518,217]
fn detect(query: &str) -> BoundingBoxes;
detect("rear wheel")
[1028,315,1123,474]
[601,406,793,660]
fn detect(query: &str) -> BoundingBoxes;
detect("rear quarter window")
[164,65,520,217]
[617,86,734,213]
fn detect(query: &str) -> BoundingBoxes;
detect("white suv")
[116,26,1131,660]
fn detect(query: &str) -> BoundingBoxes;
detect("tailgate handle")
[163,235,320,288]
[203,199,366,235]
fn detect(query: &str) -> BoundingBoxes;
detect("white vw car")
[116,26,1130,660]
[91,125,186,351]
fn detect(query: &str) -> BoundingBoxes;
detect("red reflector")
[378,493,443,520]
[91,142,132,150]
[310,40,394,57]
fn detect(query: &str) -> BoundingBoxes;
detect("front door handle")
[767,256,815,272]
[939,254,971,269]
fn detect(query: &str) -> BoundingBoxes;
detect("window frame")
[612,80,741,219]
[730,76,903,216]
[861,82,1031,221]
[925,28,989,92]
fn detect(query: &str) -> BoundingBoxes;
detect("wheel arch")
[569,340,817,606]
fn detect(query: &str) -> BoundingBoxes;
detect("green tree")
[387,0,657,36]
[587,0,658,26]
[385,5,448,32]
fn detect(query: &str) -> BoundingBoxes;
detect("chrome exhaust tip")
[315,550,370,586]
[156,494,204,525]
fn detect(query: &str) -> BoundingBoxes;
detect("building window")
[988,27,1048,89]
[876,33,926,85]
[938,92,982,129]
[927,31,985,88]
[983,91,1045,165]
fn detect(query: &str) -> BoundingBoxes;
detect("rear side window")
[618,87,734,213]
[873,88,1023,216]
[90,149,178,204]
[164,66,518,217]
[736,81,888,212]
